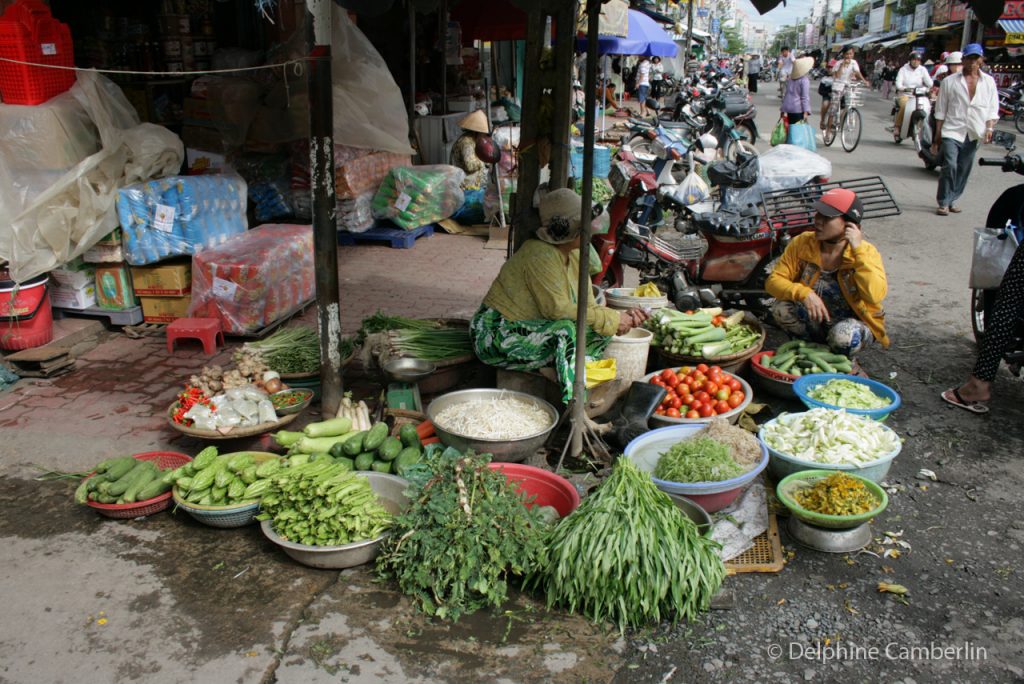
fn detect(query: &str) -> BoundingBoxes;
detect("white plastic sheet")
[721,144,832,211]
[0,72,183,283]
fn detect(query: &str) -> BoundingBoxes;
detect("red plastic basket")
[751,351,798,383]
[0,0,75,105]
[84,451,192,519]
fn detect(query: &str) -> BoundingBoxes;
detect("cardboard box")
[50,262,95,289]
[83,244,125,264]
[139,295,192,323]
[131,262,191,297]
[181,125,225,152]
[94,264,136,310]
[50,284,96,310]
[186,148,227,174]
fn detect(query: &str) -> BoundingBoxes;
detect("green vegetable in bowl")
[654,437,745,483]
[807,379,892,410]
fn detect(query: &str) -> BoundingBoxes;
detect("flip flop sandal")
[937,207,949,216]
[941,388,989,414]
[949,206,962,213]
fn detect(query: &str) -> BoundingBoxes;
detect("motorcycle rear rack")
[760,176,901,230]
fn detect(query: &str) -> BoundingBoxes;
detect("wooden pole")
[568,0,601,459]
[408,1,416,124]
[308,0,342,417]
[512,8,547,252]
[684,0,694,74]
[548,2,577,188]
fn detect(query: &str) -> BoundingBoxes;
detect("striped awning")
[880,37,908,49]
[924,22,961,33]
[1000,19,1024,44]
[832,36,861,48]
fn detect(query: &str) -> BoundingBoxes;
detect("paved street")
[1,83,1023,683]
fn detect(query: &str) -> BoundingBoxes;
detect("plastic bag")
[770,117,788,146]
[190,224,315,334]
[452,188,486,225]
[371,165,466,230]
[585,358,617,388]
[332,9,414,155]
[250,181,293,223]
[484,178,514,222]
[970,227,1020,290]
[721,144,831,210]
[672,170,711,206]
[787,121,817,152]
[117,175,248,266]
[0,72,183,283]
[337,192,375,233]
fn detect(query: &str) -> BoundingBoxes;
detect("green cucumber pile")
[167,448,287,507]
[75,457,176,506]
[274,419,424,477]
[761,340,853,377]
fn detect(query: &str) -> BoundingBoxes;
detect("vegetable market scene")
[2,0,1024,681]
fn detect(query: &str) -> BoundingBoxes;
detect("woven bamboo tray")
[655,312,766,374]
[167,403,298,440]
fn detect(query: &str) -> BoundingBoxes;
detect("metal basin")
[383,357,437,383]
[260,472,410,569]
[666,494,712,536]
[426,388,559,462]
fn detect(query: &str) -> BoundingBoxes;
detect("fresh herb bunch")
[655,437,744,483]
[532,459,726,632]
[245,327,354,374]
[376,449,545,621]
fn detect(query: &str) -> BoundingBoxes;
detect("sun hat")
[963,43,984,58]
[458,110,489,134]
[790,56,815,79]
[537,188,583,245]
[813,188,864,224]
[945,51,962,65]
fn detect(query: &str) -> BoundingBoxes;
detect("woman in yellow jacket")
[765,188,889,355]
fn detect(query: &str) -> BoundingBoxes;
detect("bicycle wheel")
[822,111,837,146]
[1016,108,1024,134]
[840,108,862,152]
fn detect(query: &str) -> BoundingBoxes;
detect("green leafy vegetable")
[532,459,726,632]
[245,326,354,374]
[376,450,545,621]
[655,437,744,483]
[806,379,893,410]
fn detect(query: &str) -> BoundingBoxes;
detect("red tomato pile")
[650,364,747,419]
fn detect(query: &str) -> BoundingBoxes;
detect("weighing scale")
[381,358,437,413]
[787,517,874,554]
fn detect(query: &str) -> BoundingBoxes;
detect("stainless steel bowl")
[666,493,712,536]
[259,472,411,569]
[426,388,559,462]
[382,357,437,383]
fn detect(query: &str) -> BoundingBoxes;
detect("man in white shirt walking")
[931,44,999,215]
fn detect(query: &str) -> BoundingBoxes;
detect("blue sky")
[736,0,818,29]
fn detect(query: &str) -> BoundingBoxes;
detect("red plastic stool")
[166,318,224,355]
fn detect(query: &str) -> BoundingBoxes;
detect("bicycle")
[822,83,863,152]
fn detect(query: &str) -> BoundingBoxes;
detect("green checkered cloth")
[470,306,611,403]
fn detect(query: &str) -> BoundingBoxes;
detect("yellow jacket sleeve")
[849,242,887,305]
[765,238,814,303]
[525,249,619,337]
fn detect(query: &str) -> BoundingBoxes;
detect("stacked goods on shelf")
[189,224,314,334]
[49,259,96,310]
[131,260,191,324]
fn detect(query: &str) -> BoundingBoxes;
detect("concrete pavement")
[2,84,1024,683]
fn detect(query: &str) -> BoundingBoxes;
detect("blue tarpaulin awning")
[578,9,679,57]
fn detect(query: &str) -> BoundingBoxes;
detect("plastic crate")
[0,0,75,105]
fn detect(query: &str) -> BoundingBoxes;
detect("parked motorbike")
[914,91,941,170]
[998,81,1024,119]
[971,130,1024,372]
[594,127,901,312]
[894,87,930,143]
[667,75,758,154]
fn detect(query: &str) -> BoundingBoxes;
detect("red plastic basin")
[488,463,580,517]
[684,487,743,514]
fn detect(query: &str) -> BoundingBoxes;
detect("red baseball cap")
[813,188,864,223]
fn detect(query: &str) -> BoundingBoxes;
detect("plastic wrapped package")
[117,175,248,266]
[189,224,314,334]
[337,192,375,233]
[185,384,275,430]
[721,145,832,211]
[0,90,99,173]
[335,151,412,200]
[250,181,293,222]
[0,71,184,283]
[371,165,466,230]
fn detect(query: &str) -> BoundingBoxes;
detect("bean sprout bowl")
[426,389,559,462]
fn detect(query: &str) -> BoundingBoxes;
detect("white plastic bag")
[970,227,1020,290]
[673,171,711,206]
[721,144,832,210]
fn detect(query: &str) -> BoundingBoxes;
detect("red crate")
[0,0,74,105]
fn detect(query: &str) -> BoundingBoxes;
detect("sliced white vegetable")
[761,408,900,465]
[433,397,552,440]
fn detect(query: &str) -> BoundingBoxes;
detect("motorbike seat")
[692,209,761,237]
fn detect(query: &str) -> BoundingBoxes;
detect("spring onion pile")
[807,379,893,410]
[388,328,474,361]
[655,437,745,483]
[434,396,552,440]
[245,327,354,375]
[533,459,726,631]
[761,408,901,465]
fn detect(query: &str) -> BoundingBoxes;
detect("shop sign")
[836,18,845,31]
[931,0,967,24]
[1007,32,1024,44]
[1002,1,1024,19]
[913,3,929,31]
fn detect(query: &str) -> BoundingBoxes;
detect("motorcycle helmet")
[945,51,962,65]
[695,133,718,163]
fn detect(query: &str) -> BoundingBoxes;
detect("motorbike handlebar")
[978,158,1006,166]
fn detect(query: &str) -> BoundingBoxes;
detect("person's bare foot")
[955,378,991,403]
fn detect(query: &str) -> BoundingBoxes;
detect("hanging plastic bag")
[585,358,617,388]
[786,121,817,152]
[673,170,711,206]
[770,118,788,146]
[970,227,1020,290]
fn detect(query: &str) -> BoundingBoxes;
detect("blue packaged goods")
[117,175,248,266]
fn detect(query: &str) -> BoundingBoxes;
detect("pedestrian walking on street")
[780,55,813,124]
[931,43,999,216]
[882,61,897,99]
[650,56,665,99]
[746,54,761,93]
[637,56,652,118]
[777,46,793,98]
[872,56,886,90]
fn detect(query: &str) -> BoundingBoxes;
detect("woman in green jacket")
[471,189,648,401]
